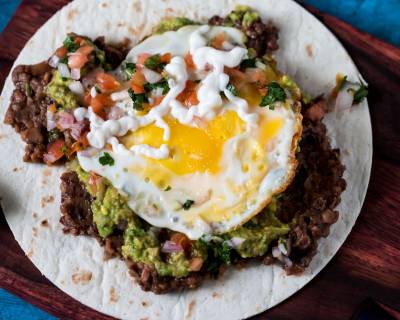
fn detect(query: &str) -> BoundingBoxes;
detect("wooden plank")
[0,1,399,319]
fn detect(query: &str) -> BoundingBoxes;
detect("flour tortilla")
[0,0,372,319]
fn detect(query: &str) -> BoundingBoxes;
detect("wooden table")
[0,1,399,319]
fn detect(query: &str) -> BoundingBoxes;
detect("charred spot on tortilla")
[4,5,348,294]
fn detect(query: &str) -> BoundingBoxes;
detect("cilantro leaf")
[182,200,195,210]
[48,128,62,143]
[240,58,256,69]
[63,35,79,52]
[144,79,170,95]
[260,82,287,109]
[352,82,368,105]
[144,54,165,70]
[338,75,348,91]
[123,62,136,80]
[99,152,115,166]
[226,83,238,96]
[128,88,149,111]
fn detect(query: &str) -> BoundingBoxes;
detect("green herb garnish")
[182,200,195,210]
[63,35,79,53]
[48,128,62,143]
[241,58,256,69]
[260,82,287,109]
[128,88,149,111]
[99,152,115,166]
[123,62,136,80]
[352,82,368,105]
[226,83,238,96]
[144,79,170,95]
[144,54,165,70]
[338,75,348,91]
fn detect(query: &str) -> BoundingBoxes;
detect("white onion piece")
[335,83,357,112]
[58,63,70,78]
[48,55,60,68]
[82,68,101,89]
[111,90,129,101]
[278,242,288,256]
[222,41,234,50]
[71,68,81,80]
[142,67,162,84]
[46,111,56,130]
[108,106,125,120]
[90,86,97,98]
[161,241,183,253]
[68,81,84,96]
[272,246,281,258]
[57,111,75,129]
[230,237,245,248]
[79,148,98,158]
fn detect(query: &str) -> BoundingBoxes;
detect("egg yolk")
[122,110,245,175]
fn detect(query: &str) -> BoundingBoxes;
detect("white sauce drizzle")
[77,26,259,160]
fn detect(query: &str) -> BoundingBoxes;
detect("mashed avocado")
[154,17,197,34]
[71,162,289,276]
[225,5,260,28]
[46,70,78,110]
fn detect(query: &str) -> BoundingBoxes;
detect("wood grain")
[0,1,399,319]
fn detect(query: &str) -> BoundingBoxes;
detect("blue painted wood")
[0,0,398,319]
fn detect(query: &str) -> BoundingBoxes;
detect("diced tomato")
[189,257,204,271]
[91,94,113,118]
[48,103,57,113]
[211,32,226,49]
[55,46,68,58]
[131,84,144,94]
[68,45,94,69]
[74,36,84,45]
[43,139,65,164]
[160,53,172,63]
[137,53,151,68]
[170,233,191,252]
[245,68,267,86]
[151,95,164,107]
[225,67,247,90]
[177,81,199,107]
[130,70,146,93]
[96,72,120,91]
[184,53,196,70]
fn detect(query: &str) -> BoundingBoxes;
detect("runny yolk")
[122,110,245,175]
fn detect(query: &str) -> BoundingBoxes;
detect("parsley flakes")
[182,200,195,210]
[63,35,79,52]
[226,83,238,96]
[260,82,287,109]
[123,62,136,80]
[128,88,149,111]
[99,152,115,166]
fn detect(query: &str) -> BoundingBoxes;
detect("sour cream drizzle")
[77,25,258,160]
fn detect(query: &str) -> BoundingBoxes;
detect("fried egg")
[77,25,302,239]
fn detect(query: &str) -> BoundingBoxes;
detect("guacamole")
[154,17,197,34]
[46,70,78,110]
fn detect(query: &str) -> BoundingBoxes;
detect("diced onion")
[48,55,60,68]
[46,111,56,130]
[278,242,288,256]
[111,90,129,101]
[70,121,87,140]
[71,68,81,80]
[334,84,354,112]
[57,111,75,129]
[229,237,245,248]
[161,241,183,253]
[108,106,125,120]
[68,81,84,96]
[142,67,162,84]
[58,63,71,79]
[90,86,97,98]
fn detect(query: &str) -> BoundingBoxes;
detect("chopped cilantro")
[226,83,238,96]
[99,152,114,166]
[182,200,195,210]
[123,62,136,80]
[164,185,172,191]
[338,75,348,91]
[63,35,79,52]
[48,128,62,143]
[144,79,170,95]
[144,54,165,70]
[59,56,68,64]
[61,144,69,156]
[240,58,256,69]
[260,82,287,109]
[352,82,368,105]
[128,88,149,111]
